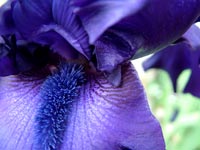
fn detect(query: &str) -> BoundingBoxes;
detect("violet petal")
[62,63,165,150]
[106,0,200,59]
[87,0,200,73]
[0,63,165,150]
[12,0,91,59]
[184,49,200,97]
[143,42,192,92]
[0,73,47,149]
[76,0,147,44]
[94,31,134,72]
[143,24,200,96]
[0,0,15,35]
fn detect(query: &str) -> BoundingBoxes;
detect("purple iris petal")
[0,63,165,150]
[95,31,134,73]
[12,0,91,59]
[143,24,200,97]
[182,25,200,49]
[115,0,200,59]
[0,0,15,35]
[75,0,147,44]
[62,63,165,150]
[0,71,49,150]
[143,41,192,92]
[184,50,200,97]
[1,0,200,149]
[76,0,200,73]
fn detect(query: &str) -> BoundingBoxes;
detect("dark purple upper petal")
[94,31,134,72]
[143,41,192,92]
[113,0,200,59]
[143,24,200,97]
[12,0,91,59]
[76,0,200,73]
[75,0,147,44]
[0,0,16,35]
[184,49,200,97]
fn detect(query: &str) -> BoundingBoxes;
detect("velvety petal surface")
[184,49,200,97]
[12,0,91,59]
[75,0,147,44]
[0,63,165,150]
[143,42,192,92]
[62,63,165,150]
[78,0,200,73]
[143,24,200,97]
[0,0,15,35]
[0,71,48,149]
[113,0,200,59]
[94,31,134,72]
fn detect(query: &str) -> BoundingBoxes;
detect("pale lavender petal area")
[182,25,200,49]
[0,73,46,149]
[75,0,147,44]
[62,63,165,150]
[0,63,165,150]
[12,0,91,59]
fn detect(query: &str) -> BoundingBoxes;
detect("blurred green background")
[133,59,200,150]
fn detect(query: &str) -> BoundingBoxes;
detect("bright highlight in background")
[0,0,7,7]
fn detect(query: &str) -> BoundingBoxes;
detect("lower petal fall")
[62,62,165,150]
[0,63,165,150]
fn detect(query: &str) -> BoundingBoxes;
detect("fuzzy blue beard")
[34,63,85,150]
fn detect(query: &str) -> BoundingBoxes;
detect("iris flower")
[143,24,200,98]
[0,0,200,150]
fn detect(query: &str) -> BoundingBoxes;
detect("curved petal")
[0,0,16,35]
[0,72,47,149]
[123,0,200,58]
[184,49,200,97]
[62,63,165,150]
[143,24,200,96]
[76,0,147,44]
[0,63,165,150]
[115,0,200,59]
[182,24,200,49]
[94,31,134,72]
[117,0,200,59]
[143,42,192,92]
[71,0,94,7]
[12,0,91,59]
[87,0,200,73]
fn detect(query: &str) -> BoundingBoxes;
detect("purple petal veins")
[1,0,200,149]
